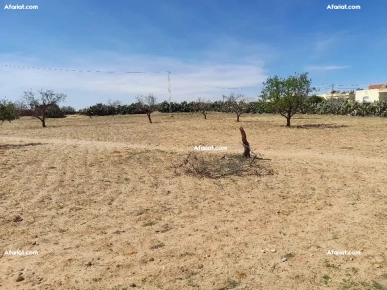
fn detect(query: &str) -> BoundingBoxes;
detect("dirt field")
[1,113,387,290]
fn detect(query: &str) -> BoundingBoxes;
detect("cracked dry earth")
[0,113,387,290]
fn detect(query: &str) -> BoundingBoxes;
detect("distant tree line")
[78,98,258,117]
[2,72,387,128]
[78,102,147,117]
[14,94,386,123]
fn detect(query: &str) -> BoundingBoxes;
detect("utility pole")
[167,71,172,115]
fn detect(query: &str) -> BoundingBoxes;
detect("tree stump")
[239,127,251,158]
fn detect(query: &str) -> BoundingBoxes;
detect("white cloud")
[313,37,336,56]
[306,65,351,71]
[308,30,356,61]
[0,51,267,109]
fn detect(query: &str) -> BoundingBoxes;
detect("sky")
[0,0,386,109]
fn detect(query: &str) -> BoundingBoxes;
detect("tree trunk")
[286,112,291,127]
[147,113,152,123]
[42,118,46,127]
[236,114,240,122]
[286,117,290,127]
[239,127,250,158]
[202,112,207,119]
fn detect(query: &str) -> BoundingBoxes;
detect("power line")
[0,64,164,74]
[336,82,387,87]
[0,63,265,90]
[167,71,172,113]
[1,63,386,90]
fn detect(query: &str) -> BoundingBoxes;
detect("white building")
[355,85,387,103]
[316,92,355,100]
[317,83,387,103]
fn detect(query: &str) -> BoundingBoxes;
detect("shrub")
[61,106,77,115]
[0,99,18,122]
[46,104,66,118]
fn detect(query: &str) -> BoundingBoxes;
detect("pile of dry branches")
[174,151,273,179]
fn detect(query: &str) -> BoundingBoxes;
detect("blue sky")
[0,0,386,109]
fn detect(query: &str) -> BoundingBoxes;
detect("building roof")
[369,84,387,89]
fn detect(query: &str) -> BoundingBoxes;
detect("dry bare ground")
[1,113,387,290]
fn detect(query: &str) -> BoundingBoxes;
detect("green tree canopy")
[260,72,314,126]
[0,98,18,123]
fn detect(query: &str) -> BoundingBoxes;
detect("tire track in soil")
[2,145,51,216]
[54,144,69,193]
